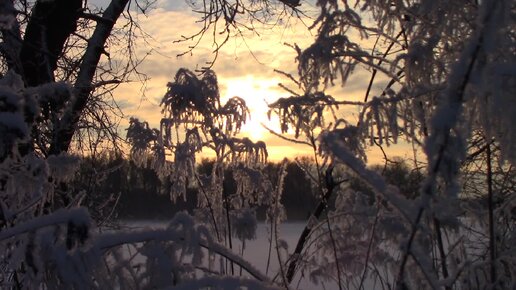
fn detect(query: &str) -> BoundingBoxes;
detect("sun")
[221,76,281,142]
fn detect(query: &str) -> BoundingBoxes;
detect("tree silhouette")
[0,2,292,288]
[266,0,515,288]
[0,0,514,289]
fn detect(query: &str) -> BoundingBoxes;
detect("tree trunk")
[0,0,23,75]
[49,0,130,155]
[20,0,82,86]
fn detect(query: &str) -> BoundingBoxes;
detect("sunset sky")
[93,0,414,163]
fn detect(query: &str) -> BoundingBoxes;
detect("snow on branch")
[161,68,220,129]
[160,276,281,290]
[320,129,415,221]
[268,92,338,139]
[0,208,90,242]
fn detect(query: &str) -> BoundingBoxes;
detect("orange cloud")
[111,6,412,164]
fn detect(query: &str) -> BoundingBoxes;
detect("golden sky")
[109,2,416,164]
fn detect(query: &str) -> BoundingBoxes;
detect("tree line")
[71,154,322,221]
[72,152,430,222]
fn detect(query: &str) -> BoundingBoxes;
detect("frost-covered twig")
[160,276,282,290]
[396,0,499,286]
[262,124,311,146]
[364,29,406,103]
[194,173,222,242]
[95,221,271,283]
[285,164,343,284]
[358,206,380,290]
[0,208,90,241]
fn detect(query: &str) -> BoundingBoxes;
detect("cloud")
[129,8,316,80]
[107,4,404,164]
[153,0,194,11]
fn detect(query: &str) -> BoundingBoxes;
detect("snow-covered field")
[121,221,340,289]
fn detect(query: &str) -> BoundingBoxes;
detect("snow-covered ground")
[120,221,340,289]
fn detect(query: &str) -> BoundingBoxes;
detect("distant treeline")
[70,153,424,222]
[71,154,320,221]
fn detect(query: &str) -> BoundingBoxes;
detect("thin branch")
[486,142,497,288]
[261,123,312,146]
[396,1,497,285]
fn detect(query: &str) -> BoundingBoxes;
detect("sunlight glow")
[221,76,282,142]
